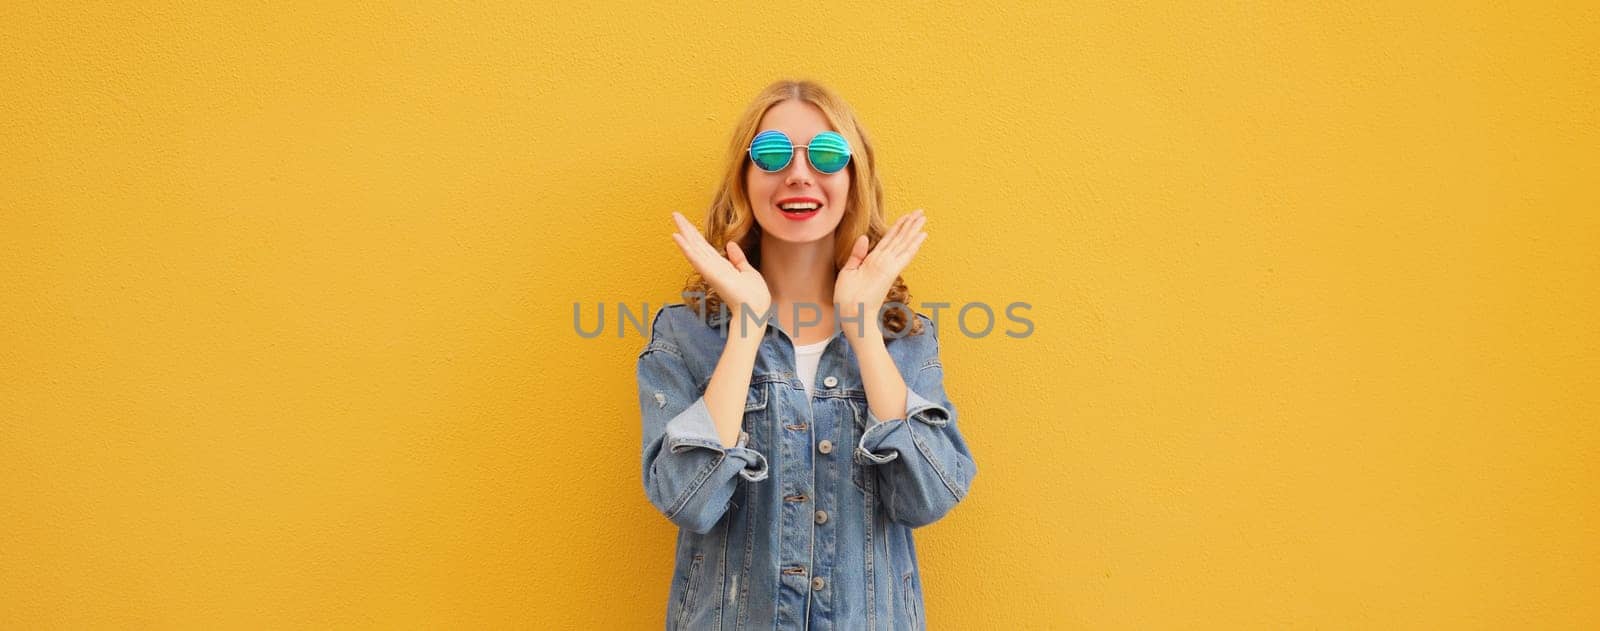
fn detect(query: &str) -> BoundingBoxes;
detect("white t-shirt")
[794,337,832,396]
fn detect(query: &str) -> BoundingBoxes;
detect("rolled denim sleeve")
[854,316,977,528]
[638,307,769,534]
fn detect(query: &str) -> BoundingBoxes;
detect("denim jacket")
[637,303,978,630]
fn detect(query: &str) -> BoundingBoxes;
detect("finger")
[891,209,924,247]
[672,212,708,247]
[672,212,697,244]
[675,212,721,260]
[893,215,927,256]
[886,216,918,255]
[842,234,868,270]
[675,223,718,263]
[905,231,928,258]
[671,232,704,273]
[726,241,749,271]
[672,232,707,267]
[877,214,911,253]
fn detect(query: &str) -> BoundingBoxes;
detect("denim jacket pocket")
[740,382,768,449]
[903,570,920,630]
[675,552,705,630]
[744,382,768,412]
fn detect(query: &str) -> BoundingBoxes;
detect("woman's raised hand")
[834,208,927,336]
[671,212,772,319]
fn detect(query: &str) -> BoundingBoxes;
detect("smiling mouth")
[777,202,822,214]
[775,202,821,221]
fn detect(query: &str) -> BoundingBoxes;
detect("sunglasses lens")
[807,131,851,174]
[749,130,793,171]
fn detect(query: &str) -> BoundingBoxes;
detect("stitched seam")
[667,437,727,455]
[661,305,705,390]
[863,459,877,629]
[850,402,872,494]
[641,340,683,361]
[736,475,755,630]
[678,553,703,629]
[884,506,900,626]
[714,515,730,631]
[665,454,724,521]
[909,420,965,502]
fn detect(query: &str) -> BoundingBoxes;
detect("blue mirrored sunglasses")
[748,130,852,174]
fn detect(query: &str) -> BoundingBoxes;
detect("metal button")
[822,375,838,388]
[818,439,833,454]
[815,510,828,524]
[812,576,825,591]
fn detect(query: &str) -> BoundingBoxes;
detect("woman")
[637,79,978,630]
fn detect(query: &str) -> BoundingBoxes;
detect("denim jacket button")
[822,375,838,388]
[811,576,825,591]
[817,439,833,454]
[815,509,828,524]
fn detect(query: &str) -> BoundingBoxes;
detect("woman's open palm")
[835,208,928,328]
[671,212,771,317]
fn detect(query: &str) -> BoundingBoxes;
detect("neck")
[759,232,837,339]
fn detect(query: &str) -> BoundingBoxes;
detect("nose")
[784,149,815,184]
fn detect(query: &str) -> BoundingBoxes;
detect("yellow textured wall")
[3,2,1596,628]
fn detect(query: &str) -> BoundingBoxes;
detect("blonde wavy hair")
[683,79,925,338]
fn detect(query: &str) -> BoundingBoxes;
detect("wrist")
[723,304,770,342]
[844,319,884,347]
[727,300,773,322]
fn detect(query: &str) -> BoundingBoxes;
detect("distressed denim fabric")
[637,303,978,630]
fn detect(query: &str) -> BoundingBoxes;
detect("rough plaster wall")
[2,2,1596,628]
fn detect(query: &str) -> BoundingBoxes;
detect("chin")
[763,229,817,244]
[764,216,840,244]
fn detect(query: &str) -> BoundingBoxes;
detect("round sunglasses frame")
[747,130,852,174]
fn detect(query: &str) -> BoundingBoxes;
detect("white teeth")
[779,202,820,211]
